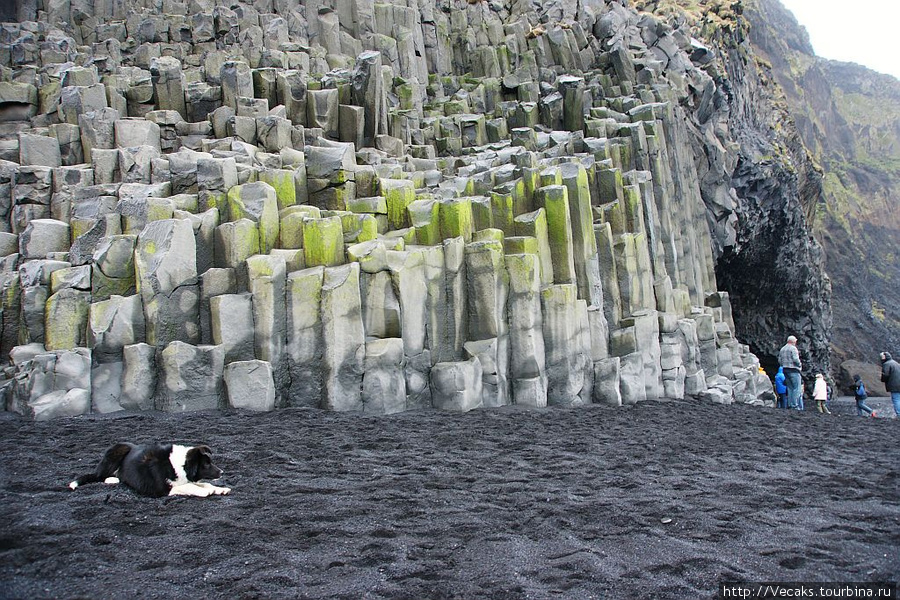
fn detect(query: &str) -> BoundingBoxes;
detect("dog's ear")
[194,445,212,456]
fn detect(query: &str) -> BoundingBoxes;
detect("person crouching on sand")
[813,374,830,415]
[853,374,876,418]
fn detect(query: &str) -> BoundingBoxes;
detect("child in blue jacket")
[853,374,876,417]
[774,367,787,409]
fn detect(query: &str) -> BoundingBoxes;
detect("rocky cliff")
[634,0,832,379]
[742,0,900,383]
[0,0,807,419]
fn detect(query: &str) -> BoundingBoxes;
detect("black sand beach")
[1,398,898,600]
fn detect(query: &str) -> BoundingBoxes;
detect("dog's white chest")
[167,444,190,485]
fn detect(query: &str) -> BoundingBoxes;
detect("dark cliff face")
[0,1,16,23]
[635,0,833,377]
[713,20,832,377]
[743,0,900,379]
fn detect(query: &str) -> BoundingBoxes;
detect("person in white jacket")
[813,373,830,415]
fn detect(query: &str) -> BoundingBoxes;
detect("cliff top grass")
[634,0,743,27]
[634,0,750,51]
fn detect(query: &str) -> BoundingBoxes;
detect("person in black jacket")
[880,352,900,417]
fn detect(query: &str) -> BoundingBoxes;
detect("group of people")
[773,336,900,418]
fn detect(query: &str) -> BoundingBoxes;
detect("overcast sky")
[776,0,900,79]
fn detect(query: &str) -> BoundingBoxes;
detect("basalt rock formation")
[634,0,832,380]
[0,0,818,419]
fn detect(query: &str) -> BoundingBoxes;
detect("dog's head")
[184,445,224,482]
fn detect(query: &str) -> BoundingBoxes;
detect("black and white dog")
[69,443,230,498]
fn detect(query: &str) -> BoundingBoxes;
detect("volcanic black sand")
[1,397,898,600]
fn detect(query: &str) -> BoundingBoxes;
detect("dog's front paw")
[213,486,231,495]
[104,477,120,485]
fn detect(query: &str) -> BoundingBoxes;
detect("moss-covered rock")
[346,196,388,215]
[503,235,539,257]
[439,197,474,242]
[214,219,260,269]
[146,197,175,223]
[336,212,377,243]
[469,196,493,232]
[490,189,515,235]
[382,227,416,247]
[258,169,297,211]
[44,288,91,351]
[513,208,552,288]
[539,167,562,188]
[473,228,504,243]
[380,178,416,230]
[534,185,576,285]
[302,216,345,268]
[407,198,441,245]
[226,181,280,254]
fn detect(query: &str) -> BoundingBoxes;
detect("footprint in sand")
[779,556,807,569]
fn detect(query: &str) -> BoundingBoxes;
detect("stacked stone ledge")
[0,0,774,419]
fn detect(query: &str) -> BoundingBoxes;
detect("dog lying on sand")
[69,442,230,498]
